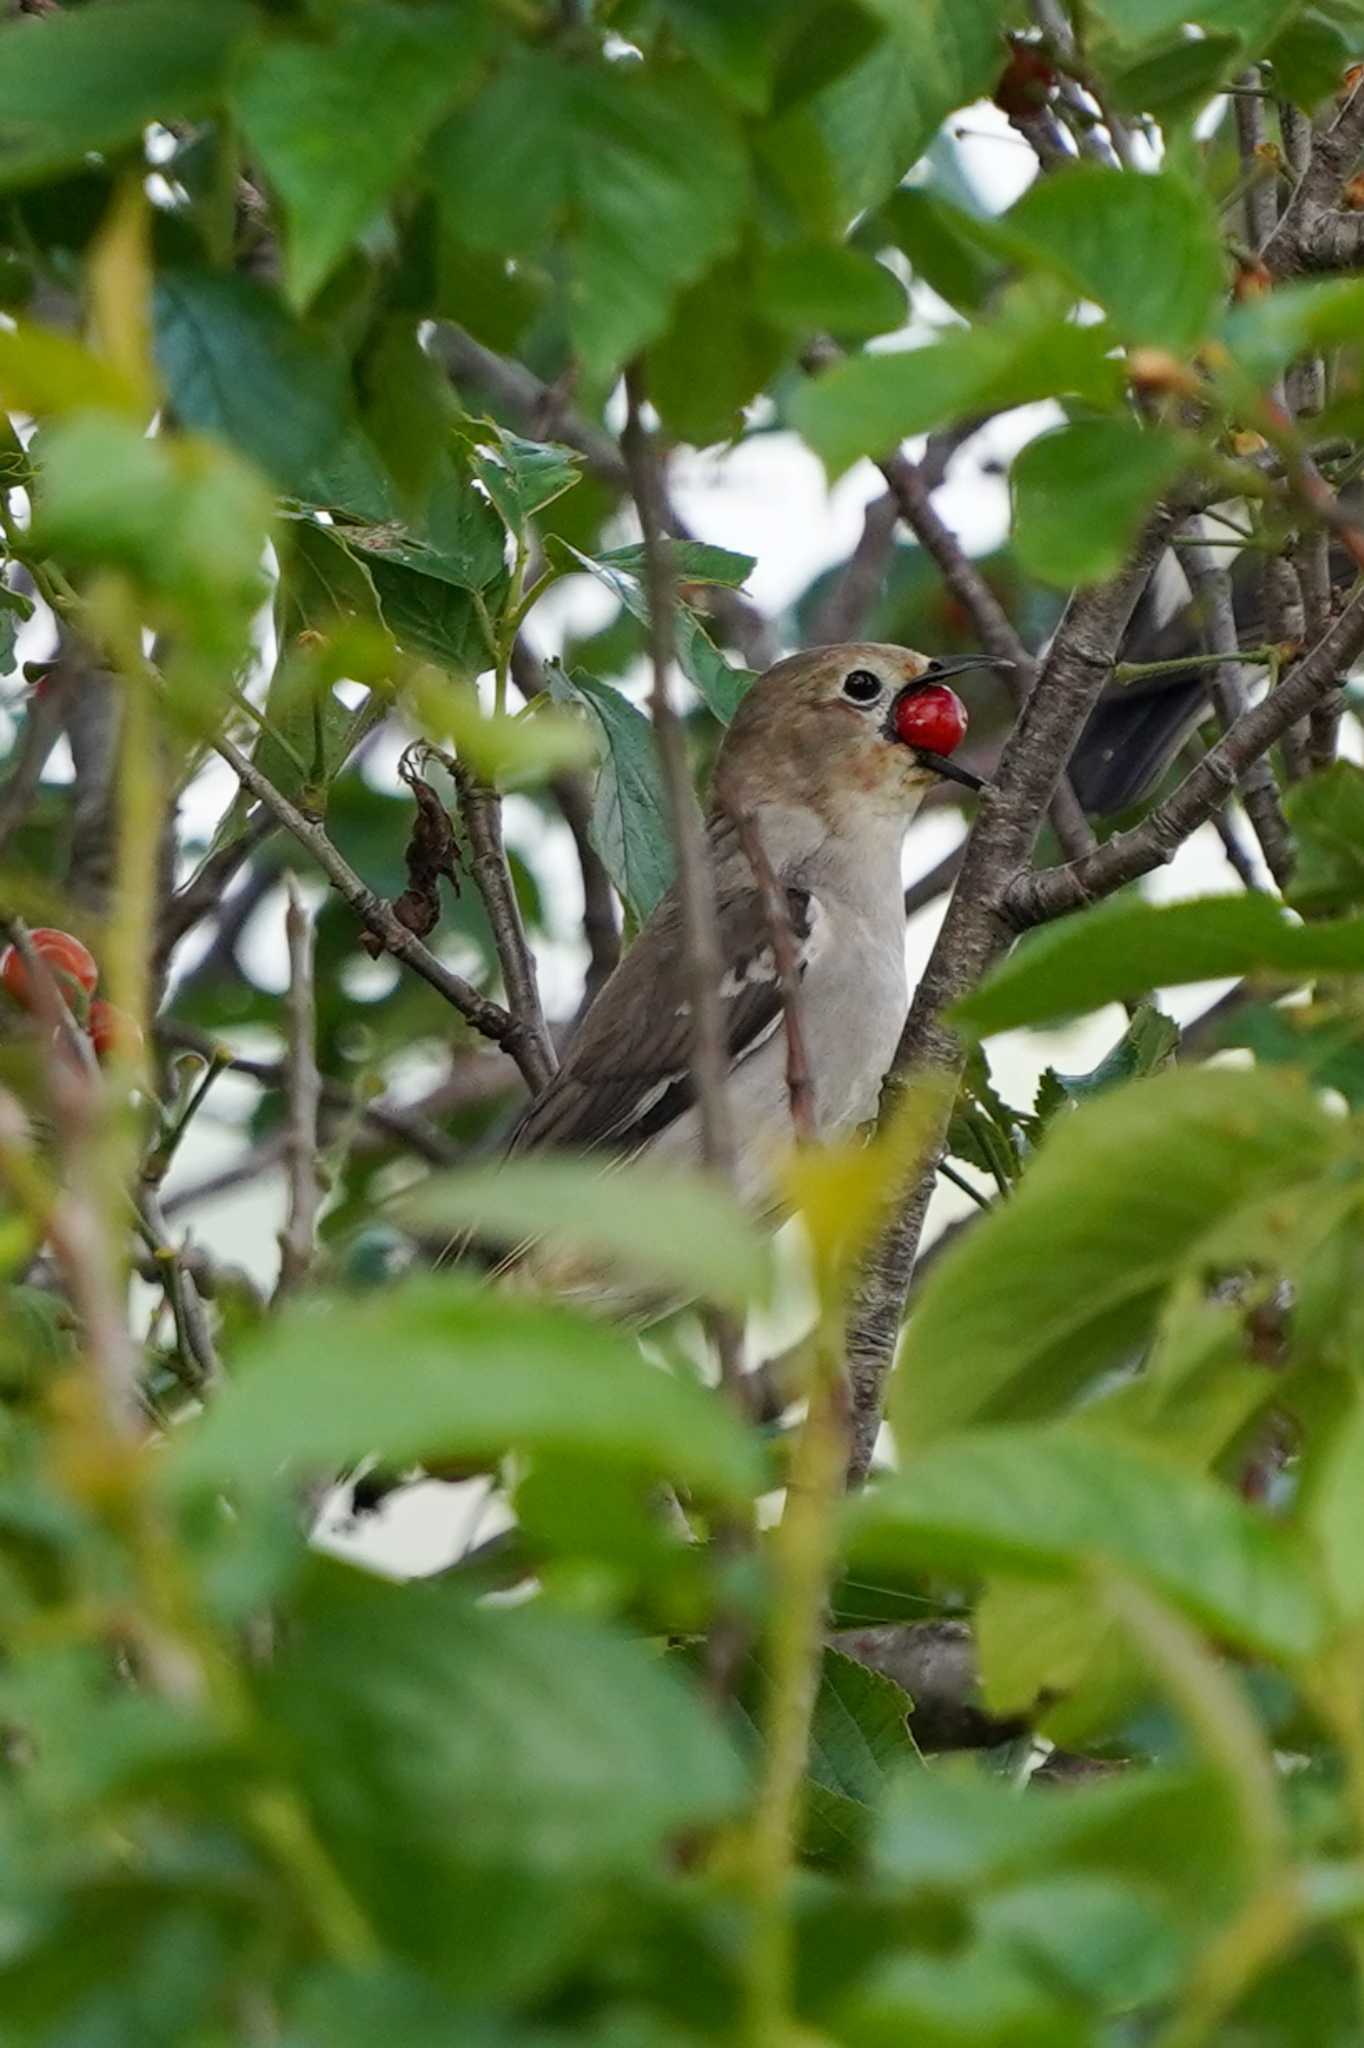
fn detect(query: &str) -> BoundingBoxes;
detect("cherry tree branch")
[211,730,546,1090]
[843,509,1181,1482]
[1006,578,1364,927]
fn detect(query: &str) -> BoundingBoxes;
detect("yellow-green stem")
[745,1337,847,2043]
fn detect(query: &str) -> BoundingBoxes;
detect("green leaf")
[649,253,788,446]
[234,2,484,308]
[851,1425,1324,1661]
[1033,1000,1180,1125]
[595,542,757,591]
[875,1761,1242,1917]
[879,186,1008,316]
[154,271,353,497]
[1109,33,1243,119]
[265,1566,744,1979]
[0,322,141,419]
[1012,418,1192,587]
[399,1156,770,1314]
[1285,761,1364,916]
[758,242,907,340]
[169,1275,759,1505]
[955,894,1364,1038]
[31,414,271,657]
[1265,10,1355,108]
[1006,168,1225,352]
[468,429,582,534]
[1306,1386,1364,1624]
[434,53,748,377]
[547,664,674,922]
[0,0,250,189]
[658,0,791,112]
[791,292,1121,478]
[244,626,393,813]
[807,0,1010,220]
[1089,0,1298,58]
[555,542,754,724]
[733,1647,918,1863]
[894,1065,1339,1439]
[1220,277,1364,388]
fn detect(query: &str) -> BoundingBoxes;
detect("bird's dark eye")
[841,668,882,704]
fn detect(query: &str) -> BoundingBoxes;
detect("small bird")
[511,642,990,1201]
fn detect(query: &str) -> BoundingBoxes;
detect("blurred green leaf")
[244,626,394,812]
[875,1762,1241,1918]
[264,1564,744,1981]
[0,321,141,417]
[0,0,250,189]
[894,1065,1339,1439]
[1265,10,1355,108]
[1285,761,1364,915]
[955,893,1364,1037]
[852,1424,1323,1661]
[1089,0,1297,58]
[154,271,353,497]
[168,1274,760,1504]
[807,0,1007,220]
[434,53,748,377]
[1109,33,1243,119]
[547,663,674,921]
[792,292,1121,478]
[1012,418,1192,587]
[235,2,483,308]
[400,1156,770,1313]
[1219,276,1364,386]
[658,0,792,112]
[1006,167,1225,352]
[649,254,787,445]
[1033,1000,1180,1125]
[758,243,907,339]
[31,413,271,654]
[879,187,1007,315]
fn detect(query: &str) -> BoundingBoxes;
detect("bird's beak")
[916,750,987,791]
[920,654,1015,682]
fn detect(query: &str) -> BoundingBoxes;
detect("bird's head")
[713,642,998,827]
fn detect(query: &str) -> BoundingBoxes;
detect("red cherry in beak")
[893,683,969,756]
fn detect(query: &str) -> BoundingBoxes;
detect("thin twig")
[619,366,741,1216]
[1008,577,1364,926]
[621,362,752,1706]
[276,878,321,1302]
[1178,539,1296,891]
[210,729,544,1089]
[451,762,556,1092]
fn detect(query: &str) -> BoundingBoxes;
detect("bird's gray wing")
[511,818,813,1156]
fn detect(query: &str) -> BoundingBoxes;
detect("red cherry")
[87,999,143,1061]
[893,684,969,756]
[0,928,99,1010]
[993,46,1058,119]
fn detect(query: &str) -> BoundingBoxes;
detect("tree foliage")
[4,2,1364,2044]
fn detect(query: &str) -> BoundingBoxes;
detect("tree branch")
[275,877,321,1302]
[1259,77,1364,275]
[451,763,557,1093]
[843,509,1180,1482]
[210,730,546,1090]
[1006,577,1364,926]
